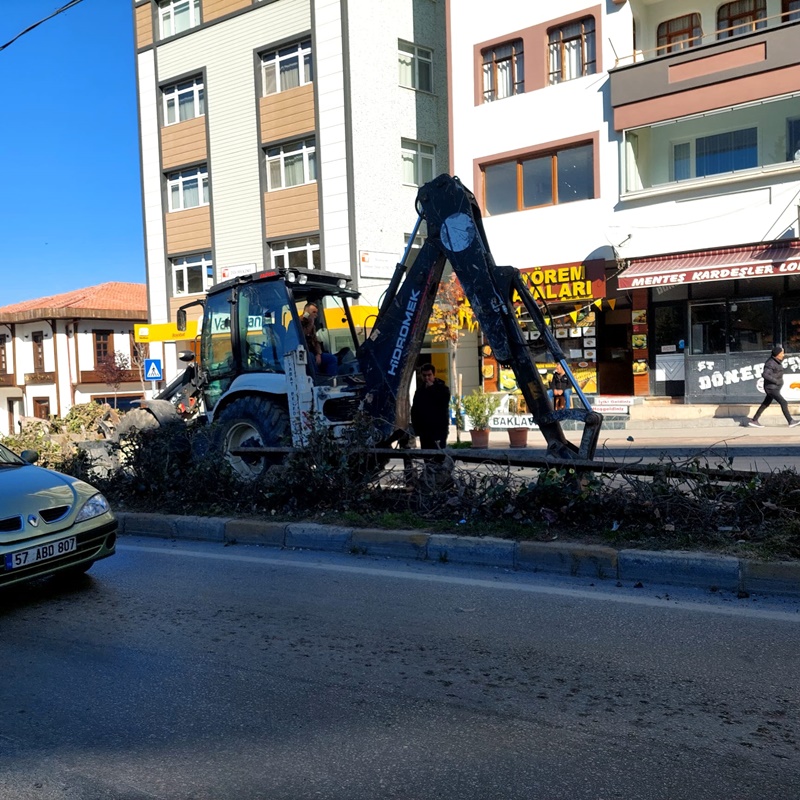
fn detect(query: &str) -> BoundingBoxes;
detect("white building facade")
[448,0,800,403]
[133,0,452,383]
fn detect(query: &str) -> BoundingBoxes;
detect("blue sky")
[0,0,142,306]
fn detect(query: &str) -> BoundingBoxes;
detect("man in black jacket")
[749,344,800,427]
[411,364,451,450]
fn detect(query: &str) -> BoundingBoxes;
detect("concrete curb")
[115,512,800,597]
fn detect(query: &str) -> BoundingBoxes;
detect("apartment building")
[0,283,148,435]
[448,0,800,405]
[132,0,449,383]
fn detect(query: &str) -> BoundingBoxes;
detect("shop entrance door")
[597,311,633,395]
[652,303,686,397]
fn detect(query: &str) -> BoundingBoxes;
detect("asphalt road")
[1,537,799,800]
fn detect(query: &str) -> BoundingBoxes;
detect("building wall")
[450,1,621,272]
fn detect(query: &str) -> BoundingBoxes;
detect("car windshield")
[0,442,25,466]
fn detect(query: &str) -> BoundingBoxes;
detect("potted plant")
[506,394,529,449]
[462,389,500,448]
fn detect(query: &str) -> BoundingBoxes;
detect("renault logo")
[27,514,39,528]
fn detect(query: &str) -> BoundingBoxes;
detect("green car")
[0,442,117,589]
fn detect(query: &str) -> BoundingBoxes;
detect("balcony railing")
[614,10,799,67]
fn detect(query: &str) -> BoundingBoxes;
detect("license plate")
[4,537,77,570]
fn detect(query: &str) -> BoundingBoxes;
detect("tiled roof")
[0,282,148,321]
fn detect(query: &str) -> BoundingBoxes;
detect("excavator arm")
[357,173,603,460]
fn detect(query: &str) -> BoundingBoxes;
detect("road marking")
[117,542,800,623]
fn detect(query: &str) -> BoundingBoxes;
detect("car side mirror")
[20,450,39,464]
[177,309,187,332]
[178,350,196,363]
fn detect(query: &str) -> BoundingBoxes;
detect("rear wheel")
[215,396,290,479]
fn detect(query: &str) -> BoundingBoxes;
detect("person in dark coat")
[548,363,572,410]
[410,364,451,451]
[749,344,800,427]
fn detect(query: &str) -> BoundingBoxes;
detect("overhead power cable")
[0,0,85,53]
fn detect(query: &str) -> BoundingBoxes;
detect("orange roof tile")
[0,282,148,321]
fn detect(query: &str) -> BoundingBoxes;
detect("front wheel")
[214,396,290,479]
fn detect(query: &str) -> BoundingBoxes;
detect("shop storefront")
[482,258,635,398]
[619,239,800,403]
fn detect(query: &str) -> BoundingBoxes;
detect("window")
[483,143,594,215]
[670,129,758,181]
[784,0,800,22]
[269,236,320,270]
[32,332,45,372]
[623,94,800,192]
[398,42,433,92]
[548,17,596,84]
[657,14,702,54]
[717,0,766,39]
[261,40,312,96]
[690,299,772,354]
[481,40,523,103]
[159,0,200,38]
[696,128,757,177]
[171,253,214,296]
[163,77,205,125]
[93,330,112,367]
[266,139,316,190]
[0,335,6,374]
[404,231,426,266]
[788,118,800,161]
[401,139,435,186]
[167,166,209,211]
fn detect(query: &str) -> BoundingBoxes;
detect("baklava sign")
[520,259,606,302]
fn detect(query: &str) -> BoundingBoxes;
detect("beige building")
[0,283,148,435]
[132,0,449,383]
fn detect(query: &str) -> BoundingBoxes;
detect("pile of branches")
[79,416,800,559]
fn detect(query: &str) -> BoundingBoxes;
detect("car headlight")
[75,493,111,523]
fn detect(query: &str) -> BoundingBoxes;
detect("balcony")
[79,369,140,385]
[0,373,15,387]
[609,13,800,131]
[24,372,55,385]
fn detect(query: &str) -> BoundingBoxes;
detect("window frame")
[167,165,210,211]
[261,39,313,97]
[716,0,767,39]
[481,39,524,103]
[547,16,596,85]
[171,252,214,297]
[162,76,205,126]
[93,330,112,368]
[482,141,596,215]
[269,236,321,270]
[657,13,703,54]
[265,139,317,191]
[401,138,435,187]
[784,0,800,22]
[398,42,433,93]
[158,0,201,39]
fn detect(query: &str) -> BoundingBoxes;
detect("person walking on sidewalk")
[749,344,800,427]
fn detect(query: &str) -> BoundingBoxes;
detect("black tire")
[214,396,290,479]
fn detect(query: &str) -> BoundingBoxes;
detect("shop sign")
[520,260,606,302]
[687,354,800,400]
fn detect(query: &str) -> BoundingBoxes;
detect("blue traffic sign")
[144,359,163,381]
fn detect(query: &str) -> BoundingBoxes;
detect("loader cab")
[198,268,361,411]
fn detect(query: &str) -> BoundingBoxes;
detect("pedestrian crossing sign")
[144,359,163,381]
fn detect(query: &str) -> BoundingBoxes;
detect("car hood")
[0,465,97,528]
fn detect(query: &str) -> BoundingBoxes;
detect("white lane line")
[117,543,800,623]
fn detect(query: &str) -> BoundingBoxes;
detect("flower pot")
[469,428,490,448]
[507,427,528,448]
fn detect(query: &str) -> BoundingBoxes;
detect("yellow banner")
[135,322,198,342]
